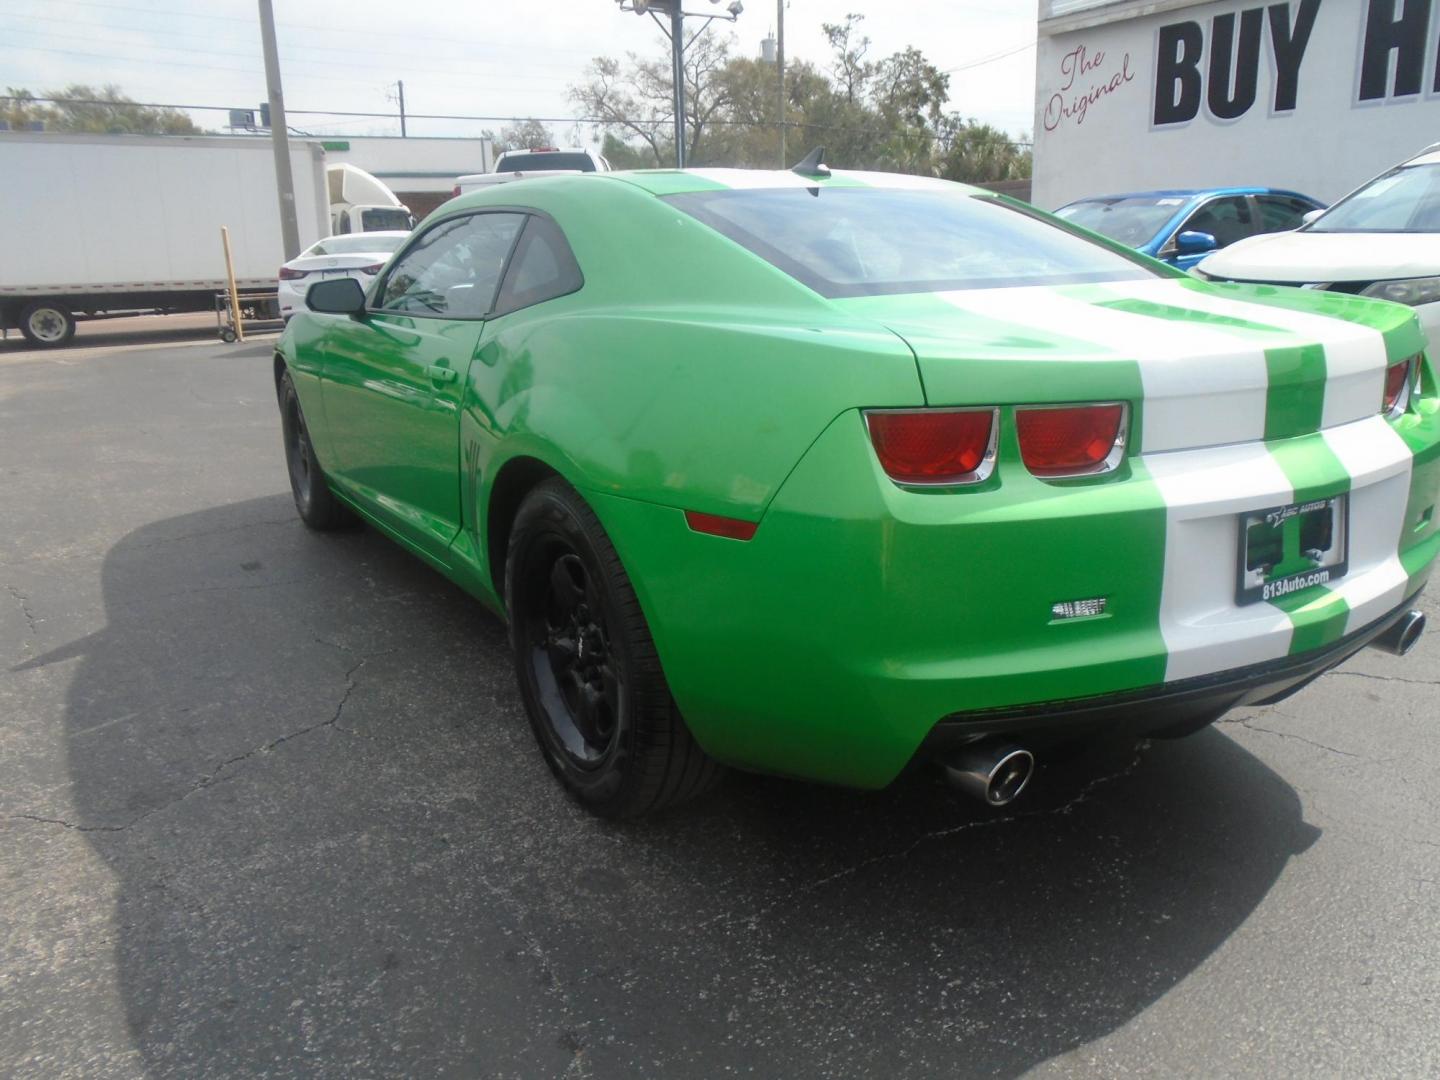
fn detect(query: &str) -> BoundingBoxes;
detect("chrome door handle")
[426,364,457,384]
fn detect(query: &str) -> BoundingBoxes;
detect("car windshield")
[496,152,594,173]
[360,208,413,231]
[665,186,1158,298]
[1054,196,1189,247]
[307,234,407,256]
[1308,163,1440,233]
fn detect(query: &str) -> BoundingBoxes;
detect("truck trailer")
[0,131,328,345]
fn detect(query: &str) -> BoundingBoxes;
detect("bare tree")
[569,32,737,166]
[821,14,874,105]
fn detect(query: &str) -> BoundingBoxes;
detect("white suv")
[1197,144,1440,347]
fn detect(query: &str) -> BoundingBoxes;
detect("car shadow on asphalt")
[27,494,1321,1078]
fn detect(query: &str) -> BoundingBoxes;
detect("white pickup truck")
[454,147,611,195]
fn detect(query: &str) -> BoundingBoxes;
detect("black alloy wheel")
[507,478,721,816]
[277,369,354,531]
[521,544,624,769]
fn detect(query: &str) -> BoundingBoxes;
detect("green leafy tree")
[937,120,1032,184]
[3,84,201,134]
[568,14,1031,183]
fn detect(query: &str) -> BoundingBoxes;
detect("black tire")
[506,478,722,817]
[277,369,355,531]
[18,300,75,347]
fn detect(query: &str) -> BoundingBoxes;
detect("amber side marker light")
[685,510,759,541]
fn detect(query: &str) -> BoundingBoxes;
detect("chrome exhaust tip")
[940,743,1035,807]
[1371,609,1426,657]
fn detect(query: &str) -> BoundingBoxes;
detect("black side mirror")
[306,277,367,317]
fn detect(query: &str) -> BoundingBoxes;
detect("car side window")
[1179,196,1255,247]
[1254,195,1315,232]
[377,212,525,319]
[492,215,584,317]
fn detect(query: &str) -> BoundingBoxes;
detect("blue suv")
[1054,188,1325,271]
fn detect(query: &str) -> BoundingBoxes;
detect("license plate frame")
[1236,495,1349,606]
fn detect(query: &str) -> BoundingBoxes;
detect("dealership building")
[1032,0,1440,209]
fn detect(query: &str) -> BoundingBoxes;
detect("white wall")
[1033,0,1440,209]
[322,137,493,194]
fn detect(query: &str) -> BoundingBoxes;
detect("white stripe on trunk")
[1142,443,1295,681]
[939,284,1270,452]
[1146,282,1389,430]
[1321,416,1415,632]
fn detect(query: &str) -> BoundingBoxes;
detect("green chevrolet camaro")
[275,164,1440,816]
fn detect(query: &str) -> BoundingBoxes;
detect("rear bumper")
[589,402,1440,790]
[924,593,1422,748]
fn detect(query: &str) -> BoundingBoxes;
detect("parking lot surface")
[2,331,1438,1078]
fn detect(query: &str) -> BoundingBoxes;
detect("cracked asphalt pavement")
[2,330,1438,1078]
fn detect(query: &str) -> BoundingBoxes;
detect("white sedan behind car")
[1197,144,1440,347]
[277,231,410,322]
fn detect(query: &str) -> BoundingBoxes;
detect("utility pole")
[671,4,686,167]
[257,0,300,259]
[397,79,407,137]
[776,0,785,166]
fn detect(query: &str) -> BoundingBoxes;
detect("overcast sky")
[2,0,1037,143]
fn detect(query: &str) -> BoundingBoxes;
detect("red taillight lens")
[358,263,384,275]
[278,266,308,280]
[1016,403,1126,478]
[684,510,758,540]
[864,409,996,485]
[1383,357,1416,416]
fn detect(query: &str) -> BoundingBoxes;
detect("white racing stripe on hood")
[937,284,1269,452]
[1145,282,1390,430]
[1143,442,1295,681]
[1321,416,1415,632]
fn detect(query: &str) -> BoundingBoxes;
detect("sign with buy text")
[1033,0,1440,209]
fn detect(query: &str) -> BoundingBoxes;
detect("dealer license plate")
[1236,496,1348,606]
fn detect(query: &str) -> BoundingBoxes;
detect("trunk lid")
[837,278,1423,454]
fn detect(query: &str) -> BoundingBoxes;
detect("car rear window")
[496,152,594,173]
[665,186,1158,298]
[308,234,407,256]
[1054,196,1188,247]
[360,208,413,231]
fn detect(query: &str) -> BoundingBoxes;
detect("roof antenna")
[791,146,830,179]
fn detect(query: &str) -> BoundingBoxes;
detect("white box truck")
[0,131,329,345]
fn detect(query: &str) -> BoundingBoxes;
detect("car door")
[1164,195,1258,270]
[321,210,526,563]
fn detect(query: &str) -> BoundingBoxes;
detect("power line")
[21,0,604,56]
[942,41,1036,74]
[2,13,593,76]
[1,94,1033,150]
[0,36,582,90]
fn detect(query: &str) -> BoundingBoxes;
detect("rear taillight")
[451,185,461,197]
[864,408,997,485]
[1016,403,1127,478]
[1383,356,1418,418]
[359,263,384,275]
[278,266,308,280]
